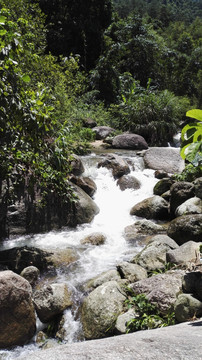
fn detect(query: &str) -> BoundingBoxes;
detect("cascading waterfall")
[0,150,158,359]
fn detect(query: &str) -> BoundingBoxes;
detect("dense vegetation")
[0,0,201,210]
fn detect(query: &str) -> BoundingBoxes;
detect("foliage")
[180,109,202,167]
[109,81,190,146]
[125,292,175,332]
[39,0,112,70]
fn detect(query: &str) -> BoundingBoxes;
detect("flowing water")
[0,150,158,359]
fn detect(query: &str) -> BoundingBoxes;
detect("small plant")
[148,262,176,277]
[125,291,175,333]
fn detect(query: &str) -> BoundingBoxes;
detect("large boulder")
[117,175,141,191]
[130,270,184,314]
[174,294,202,323]
[175,197,202,217]
[124,220,166,241]
[131,235,179,271]
[0,270,36,348]
[166,241,202,266]
[97,153,130,179]
[0,246,53,273]
[169,182,195,217]
[144,147,185,173]
[112,133,148,150]
[70,154,85,176]
[33,283,72,323]
[153,178,174,196]
[72,184,99,225]
[130,195,169,220]
[70,176,97,197]
[167,214,202,245]
[81,281,126,339]
[92,126,115,140]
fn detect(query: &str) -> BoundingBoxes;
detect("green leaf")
[0,29,7,36]
[21,74,31,83]
[0,15,6,25]
[186,109,202,122]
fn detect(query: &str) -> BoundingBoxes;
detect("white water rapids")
[0,150,158,359]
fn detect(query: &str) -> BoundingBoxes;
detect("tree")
[39,0,112,70]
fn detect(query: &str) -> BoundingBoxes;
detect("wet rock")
[98,153,130,179]
[81,281,126,339]
[153,178,174,196]
[0,246,53,274]
[92,126,115,140]
[174,294,202,322]
[112,133,148,150]
[166,241,202,266]
[70,154,85,176]
[175,197,202,217]
[130,270,184,314]
[167,214,202,245]
[154,170,171,179]
[169,182,195,217]
[117,175,141,191]
[0,270,36,348]
[117,262,147,283]
[81,232,106,246]
[20,266,40,287]
[72,184,100,225]
[70,176,97,197]
[33,283,72,323]
[131,235,178,271]
[130,195,169,220]
[144,147,185,173]
[46,248,78,269]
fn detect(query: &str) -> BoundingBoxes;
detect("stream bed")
[0,150,158,359]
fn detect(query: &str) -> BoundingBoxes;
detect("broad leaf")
[186,109,202,122]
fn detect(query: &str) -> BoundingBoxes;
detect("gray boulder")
[33,283,72,323]
[81,232,106,246]
[144,147,185,173]
[82,118,97,128]
[167,214,202,245]
[131,235,178,271]
[174,294,202,322]
[175,197,202,217]
[72,184,99,224]
[0,270,36,348]
[117,262,148,282]
[117,175,141,191]
[81,281,126,339]
[115,308,137,334]
[169,182,195,217]
[124,220,165,241]
[112,133,148,150]
[130,270,184,314]
[70,176,97,197]
[92,126,115,140]
[130,195,169,220]
[98,153,130,179]
[85,270,121,290]
[167,241,202,266]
